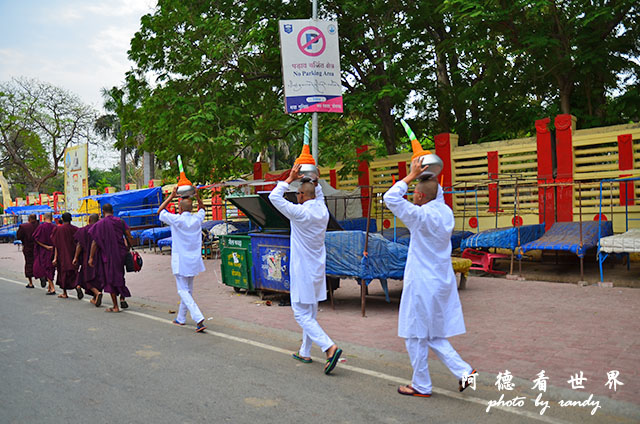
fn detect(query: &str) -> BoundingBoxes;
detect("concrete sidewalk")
[2,243,638,407]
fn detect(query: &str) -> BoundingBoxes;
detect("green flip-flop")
[292,353,312,364]
[324,348,343,375]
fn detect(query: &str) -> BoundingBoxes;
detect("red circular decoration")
[512,216,523,227]
[593,214,607,221]
[469,217,478,228]
[383,219,391,229]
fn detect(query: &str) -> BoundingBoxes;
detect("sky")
[0,0,156,168]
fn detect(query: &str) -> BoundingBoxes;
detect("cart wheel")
[233,287,241,293]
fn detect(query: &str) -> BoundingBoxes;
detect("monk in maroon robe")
[73,213,103,307]
[89,203,134,312]
[33,212,57,295]
[51,212,80,299]
[16,214,39,288]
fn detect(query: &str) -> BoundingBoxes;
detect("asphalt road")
[0,276,636,424]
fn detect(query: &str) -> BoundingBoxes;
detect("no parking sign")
[279,19,342,114]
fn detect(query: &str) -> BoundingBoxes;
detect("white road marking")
[1,276,567,424]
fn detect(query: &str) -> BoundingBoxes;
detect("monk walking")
[269,164,343,375]
[33,212,57,295]
[51,212,81,299]
[16,214,39,288]
[73,213,103,307]
[88,203,134,312]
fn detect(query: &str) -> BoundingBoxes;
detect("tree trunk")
[120,146,126,191]
[557,75,573,114]
[434,48,452,133]
[376,96,397,155]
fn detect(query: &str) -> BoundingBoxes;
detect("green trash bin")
[220,234,253,292]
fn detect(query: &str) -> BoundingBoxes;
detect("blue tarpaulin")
[158,236,172,249]
[460,224,545,251]
[380,228,473,250]
[337,218,377,233]
[5,205,53,215]
[325,231,407,281]
[520,221,613,257]
[117,207,158,217]
[325,231,409,303]
[117,207,161,228]
[80,187,162,227]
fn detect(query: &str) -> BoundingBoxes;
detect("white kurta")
[383,181,466,339]
[159,209,206,277]
[269,181,329,304]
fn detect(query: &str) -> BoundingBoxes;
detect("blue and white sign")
[279,19,342,114]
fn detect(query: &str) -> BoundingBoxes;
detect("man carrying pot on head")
[268,164,342,375]
[383,156,476,397]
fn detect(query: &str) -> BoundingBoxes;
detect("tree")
[0,78,96,192]
[120,0,639,183]
[441,0,640,128]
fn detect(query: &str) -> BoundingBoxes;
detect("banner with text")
[279,19,342,114]
[64,144,88,213]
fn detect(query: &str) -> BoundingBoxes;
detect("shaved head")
[89,213,99,224]
[43,212,53,221]
[179,198,193,213]
[300,182,316,199]
[28,214,37,223]
[61,212,72,223]
[102,203,113,214]
[414,178,438,205]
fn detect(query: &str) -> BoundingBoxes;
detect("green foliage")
[113,0,638,183]
[0,78,97,192]
[88,167,122,192]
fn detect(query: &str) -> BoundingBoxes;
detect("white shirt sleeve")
[196,208,206,224]
[268,181,307,222]
[383,181,446,232]
[159,209,176,225]
[315,183,324,202]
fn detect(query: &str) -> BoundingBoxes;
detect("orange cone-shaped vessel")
[176,155,195,197]
[294,144,316,166]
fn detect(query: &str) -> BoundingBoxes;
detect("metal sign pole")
[311,0,319,163]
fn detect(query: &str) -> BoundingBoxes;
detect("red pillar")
[397,161,407,181]
[253,162,264,180]
[617,134,635,206]
[487,151,499,212]
[555,115,575,222]
[357,145,370,217]
[329,169,337,189]
[536,118,555,230]
[211,188,224,220]
[435,133,453,208]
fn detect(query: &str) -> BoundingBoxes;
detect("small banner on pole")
[279,19,342,114]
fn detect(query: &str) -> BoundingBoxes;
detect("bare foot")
[326,344,338,359]
[105,307,120,313]
[58,294,68,298]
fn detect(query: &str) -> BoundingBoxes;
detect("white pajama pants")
[291,301,334,357]
[405,337,473,394]
[175,274,204,324]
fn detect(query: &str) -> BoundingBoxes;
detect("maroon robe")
[51,223,79,290]
[33,221,56,281]
[74,223,103,292]
[17,221,38,278]
[89,215,131,298]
